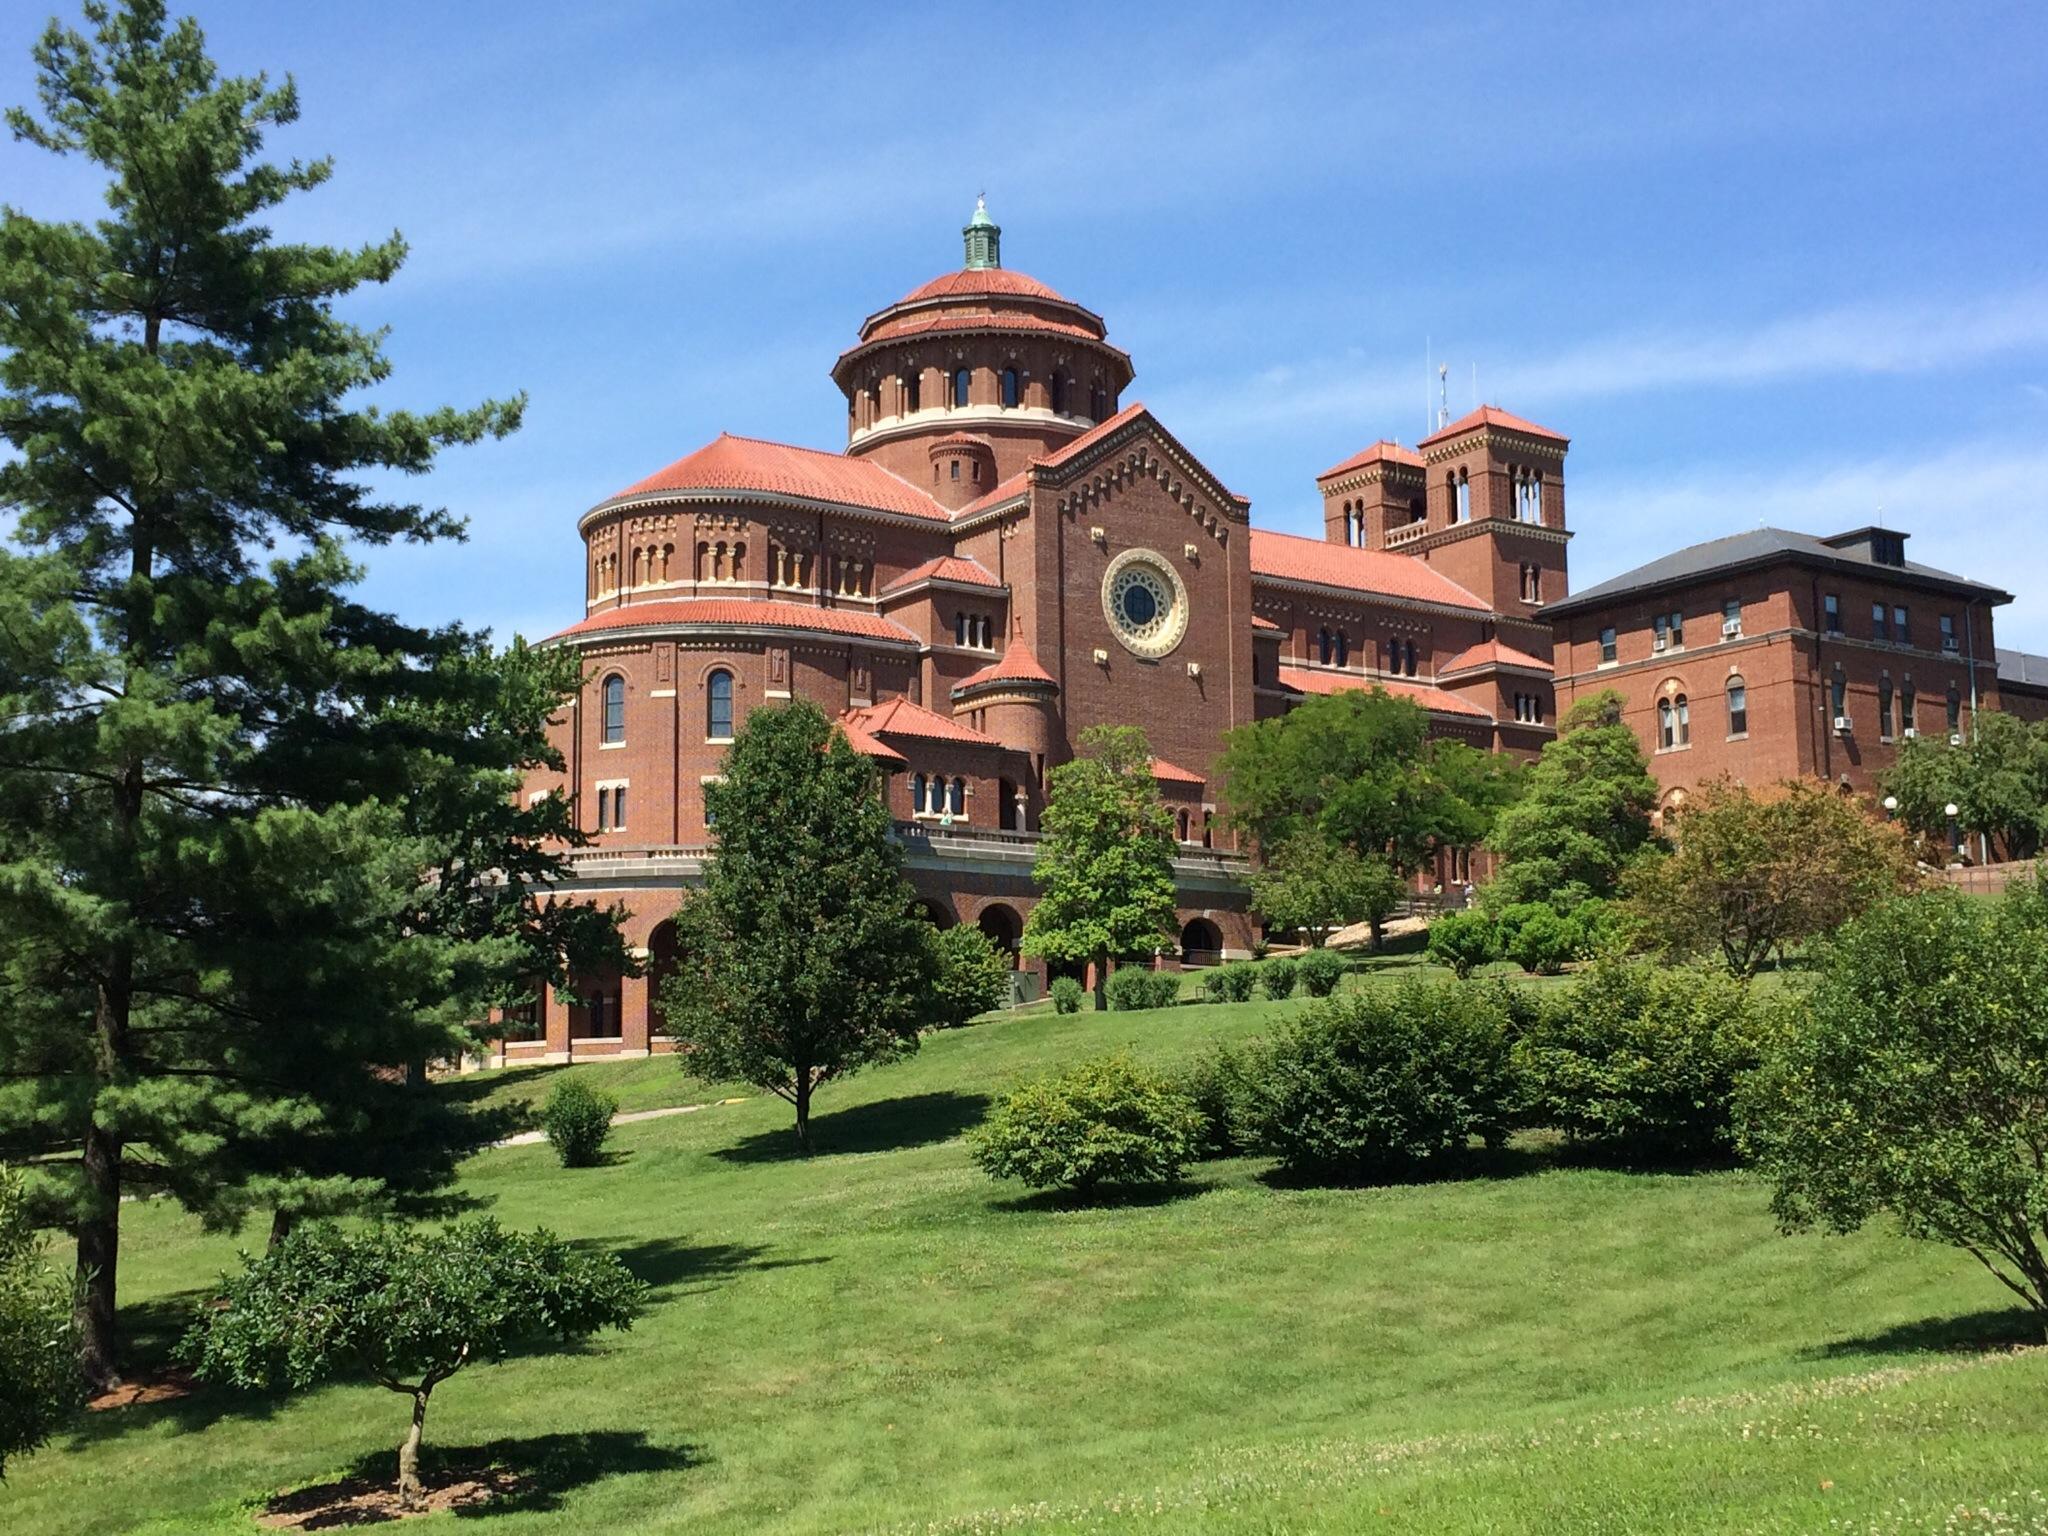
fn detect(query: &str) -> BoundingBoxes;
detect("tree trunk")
[397,1387,431,1510]
[73,1115,122,1393]
[267,1208,296,1252]
[793,1071,813,1156]
[1367,916,1385,953]
[1091,952,1107,1012]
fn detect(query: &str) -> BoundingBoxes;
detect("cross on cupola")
[963,194,1000,270]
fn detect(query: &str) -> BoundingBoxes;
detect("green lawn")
[11,976,2043,1535]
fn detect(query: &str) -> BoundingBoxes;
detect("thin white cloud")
[1572,439,2048,651]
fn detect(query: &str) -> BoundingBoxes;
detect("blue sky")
[6,1,2048,648]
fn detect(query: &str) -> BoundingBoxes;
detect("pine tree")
[659,701,938,1154]
[0,1,619,1386]
[1022,724,1179,1007]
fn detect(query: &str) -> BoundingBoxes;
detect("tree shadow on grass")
[712,1089,989,1164]
[591,1235,832,1300]
[1253,1142,1555,1192]
[272,1430,703,1525]
[989,1179,1215,1214]
[1813,1306,2044,1358]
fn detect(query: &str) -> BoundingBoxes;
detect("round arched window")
[1100,549,1190,660]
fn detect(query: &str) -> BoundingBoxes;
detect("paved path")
[495,1096,746,1148]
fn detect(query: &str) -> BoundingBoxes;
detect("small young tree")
[929,924,1013,1029]
[1883,710,2048,862]
[1249,831,1406,949]
[0,1165,80,1478]
[1022,725,1179,1009]
[659,702,937,1153]
[1487,690,1660,909]
[1740,882,2048,1332]
[1629,778,1921,974]
[185,1220,644,1510]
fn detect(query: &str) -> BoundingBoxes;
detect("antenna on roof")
[1424,337,1433,436]
[1437,364,1450,431]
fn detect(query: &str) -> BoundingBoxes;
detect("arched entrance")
[977,903,1023,967]
[646,920,680,1039]
[916,898,956,930]
[1179,917,1223,968]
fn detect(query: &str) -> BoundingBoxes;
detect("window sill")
[1655,744,1692,755]
[598,740,626,750]
[706,736,734,746]
[569,1035,624,1045]
[1597,659,1618,669]
[1726,732,1748,742]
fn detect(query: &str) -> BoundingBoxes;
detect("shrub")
[1175,1046,1257,1159]
[0,1165,79,1478]
[1297,947,1348,997]
[930,924,1013,1028]
[969,1054,1204,1191]
[1049,977,1085,1014]
[1739,883,2048,1325]
[1260,956,1300,999]
[1235,980,1517,1180]
[1564,897,1625,958]
[1502,904,1576,974]
[1200,962,1258,1003]
[1105,966,1180,1012]
[1516,954,1766,1161]
[1427,910,1498,978]
[542,1077,618,1168]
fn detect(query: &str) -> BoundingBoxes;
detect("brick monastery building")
[500,201,2048,1062]
[503,202,1571,1060]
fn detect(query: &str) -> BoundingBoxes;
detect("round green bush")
[1200,962,1258,1003]
[1105,966,1180,1012]
[1049,977,1085,1014]
[1260,957,1300,999]
[1427,910,1498,978]
[1174,1046,1256,1159]
[931,924,1013,1028]
[1516,954,1765,1161]
[1502,905,1576,974]
[1236,980,1517,1180]
[969,1054,1204,1191]
[1297,947,1348,997]
[541,1077,619,1168]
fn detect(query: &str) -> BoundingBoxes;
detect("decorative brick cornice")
[1422,429,1568,467]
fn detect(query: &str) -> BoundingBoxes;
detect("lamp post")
[1945,801,1961,862]
[1881,794,1898,821]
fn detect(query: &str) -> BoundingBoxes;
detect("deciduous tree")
[1248,830,1404,948]
[1021,725,1179,1008]
[659,701,938,1152]
[1883,709,2048,862]
[1486,690,1659,909]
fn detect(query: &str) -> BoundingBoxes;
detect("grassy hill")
[11,969,2043,1534]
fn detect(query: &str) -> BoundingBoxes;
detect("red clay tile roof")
[1417,405,1568,448]
[1251,615,1283,632]
[953,640,1057,692]
[834,715,908,768]
[955,403,1249,517]
[881,556,1002,594]
[1276,665,1493,720]
[845,695,1005,746]
[1150,756,1206,786]
[1249,529,1490,611]
[1318,440,1424,479]
[601,433,948,522]
[860,310,1107,346]
[899,268,1074,305]
[1440,638,1553,674]
[550,598,919,645]
[956,467,1032,517]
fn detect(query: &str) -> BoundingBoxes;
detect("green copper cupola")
[962,195,1001,270]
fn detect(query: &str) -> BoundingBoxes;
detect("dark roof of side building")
[1998,647,2048,692]
[1543,527,2013,619]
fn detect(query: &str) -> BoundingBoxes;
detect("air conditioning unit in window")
[1722,619,1741,637]
[1652,635,1667,653]
[1902,727,1918,740]
[1833,715,1853,733]
[1942,638,1959,653]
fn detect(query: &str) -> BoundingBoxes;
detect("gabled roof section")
[1418,405,1568,448]
[1276,665,1493,720]
[597,433,949,523]
[953,640,1058,694]
[834,715,908,768]
[550,599,919,646]
[1441,638,1553,675]
[1249,529,1490,612]
[1544,527,2013,618]
[1318,440,1424,480]
[845,695,1008,747]
[954,401,1251,521]
[1149,757,1206,786]
[880,556,1002,595]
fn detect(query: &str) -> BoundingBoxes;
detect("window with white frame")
[1726,679,1747,737]
[601,674,626,745]
[706,668,734,741]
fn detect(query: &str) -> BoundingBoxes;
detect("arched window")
[706,669,734,741]
[1000,368,1020,408]
[904,372,921,412]
[949,459,960,482]
[1658,698,1675,749]
[954,613,967,646]
[1386,637,1400,674]
[952,368,971,408]
[913,773,928,814]
[1727,677,1747,736]
[1831,669,1848,722]
[1335,630,1350,667]
[1089,379,1108,418]
[1317,627,1332,665]
[1405,640,1418,676]
[1676,693,1690,745]
[1455,468,1471,522]
[1878,672,1894,740]
[1051,371,1068,414]
[601,674,625,745]
[950,777,967,816]
[1902,676,1917,733]
[1177,809,1190,842]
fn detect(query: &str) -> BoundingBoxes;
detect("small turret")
[963,195,1000,271]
